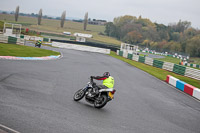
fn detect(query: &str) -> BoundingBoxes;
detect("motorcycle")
[35,41,41,48]
[73,78,116,109]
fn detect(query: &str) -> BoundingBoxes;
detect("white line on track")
[0,124,20,133]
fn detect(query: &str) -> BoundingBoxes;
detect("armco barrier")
[166,75,200,100]
[117,50,200,81]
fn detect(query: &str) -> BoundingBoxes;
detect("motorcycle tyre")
[94,94,108,109]
[73,89,85,101]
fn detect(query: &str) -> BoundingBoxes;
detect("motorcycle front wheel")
[73,89,85,101]
[94,94,108,109]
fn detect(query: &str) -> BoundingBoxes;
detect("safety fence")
[0,34,24,45]
[166,75,200,100]
[117,50,200,80]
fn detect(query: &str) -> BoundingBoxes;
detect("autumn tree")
[185,35,200,57]
[120,23,142,40]
[15,6,19,22]
[38,9,42,25]
[124,31,142,44]
[60,11,66,28]
[83,12,88,30]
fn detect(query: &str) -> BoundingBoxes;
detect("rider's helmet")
[103,72,110,77]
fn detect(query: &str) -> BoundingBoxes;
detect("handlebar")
[90,77,96,87]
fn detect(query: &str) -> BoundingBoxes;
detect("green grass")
[156,56,181,64]
[189,57,200,65]
[139,54,148,57]
[0,14,122,45]
[109,51,200,88]
[0,43,60,57]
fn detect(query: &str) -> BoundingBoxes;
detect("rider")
[35,40,42,47]
[90,72,114,96]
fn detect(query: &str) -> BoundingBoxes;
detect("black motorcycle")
[73,78,116,109]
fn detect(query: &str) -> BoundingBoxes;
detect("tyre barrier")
[117,50,200,81]
[0,34,24,45]
[166,75,200,100]
[180,62,200,69]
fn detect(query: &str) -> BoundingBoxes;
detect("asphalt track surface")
[0,45,200,133]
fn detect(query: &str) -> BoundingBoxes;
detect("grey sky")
[1,0,200,28]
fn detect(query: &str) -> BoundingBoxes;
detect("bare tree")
[83,12,88,31]
[38,9,42,25]
[15,6,19,22]
[60,11,66,28]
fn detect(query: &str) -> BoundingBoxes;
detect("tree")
[142,26,160,42]
[168,41,181,52]
[83,12,88,30]
[113,15,137,27]
[105,22,119,38]
[136,16,155,27]
[15,6,19,22]
[168,20,191,33]
[186,35,200,57]
[60,11,66,28]
[120,23,142,39]
[38,9,42,25]
[124,31,142,44]
[155,23,169,41]
[142,39,151,48]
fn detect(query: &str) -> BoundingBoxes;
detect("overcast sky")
[1,0,200,28]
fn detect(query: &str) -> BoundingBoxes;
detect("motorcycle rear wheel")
[94,94,108,109]
[73,89,85,101]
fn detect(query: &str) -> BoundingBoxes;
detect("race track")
[0,45,200,133]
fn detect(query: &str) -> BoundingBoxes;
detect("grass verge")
[109,51,200,88]
[155,56,181,64]
[0,43,60,57]
[189,57,200,64]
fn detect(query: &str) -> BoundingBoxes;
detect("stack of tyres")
[173,64,186,76]
[138,56,145,63]
[128,53,133,60]
[153,60,164,69]
[119,51,123,56]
